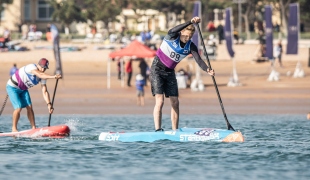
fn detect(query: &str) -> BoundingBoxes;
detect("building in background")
[0,0,169,36]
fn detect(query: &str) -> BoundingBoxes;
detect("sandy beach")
[1,40,309,116]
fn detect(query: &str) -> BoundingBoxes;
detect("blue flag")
[286,3,299,54]
[51,24,63,76]
[264,5,273,59]
[224,8,234,58]
[192,1,201,47]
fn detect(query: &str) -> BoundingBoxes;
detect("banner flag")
[286,3,299,54]
[192,0,201,48]
[224,8,234,58]
[51,24,63,76]
[264,5,273,59]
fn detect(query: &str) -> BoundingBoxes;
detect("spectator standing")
[21,23,29,40]
[10,64,18,76]
[2,28,11,48]
[138,58,149,86]
[257,30,266,58]
[140,31,147,44]
[125,58,133,87]
[46,24,52,42]
[117,59,122,80]
[217,23,224,44]
[273,40,283,67]
[207,21,215,32]
[135,74,145,106]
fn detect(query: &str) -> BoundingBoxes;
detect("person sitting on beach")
[150,16,215,131]
[6,58,61,132]
[135,74,145,106]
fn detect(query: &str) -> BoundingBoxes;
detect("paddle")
[0,95,9,133]
[0,94,8,118]
[48,79,59,127]
[195,23,235,131]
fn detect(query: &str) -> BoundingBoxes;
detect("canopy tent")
[109,40,156,58]
[107,40,156,88]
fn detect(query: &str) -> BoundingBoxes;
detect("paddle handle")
[48,79,59,126]
[195,23,235,131]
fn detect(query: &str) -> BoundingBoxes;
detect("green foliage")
[49,0,86,26]
[129,0,185,14]
[299,0,310,24]
[82,0,127,27]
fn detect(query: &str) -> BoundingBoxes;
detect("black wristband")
[47,102,52,106]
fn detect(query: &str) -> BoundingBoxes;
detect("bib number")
[170,52,181,62]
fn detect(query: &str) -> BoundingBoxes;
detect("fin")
[155,128,164,132]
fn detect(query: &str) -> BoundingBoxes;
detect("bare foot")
[12,128,18,132]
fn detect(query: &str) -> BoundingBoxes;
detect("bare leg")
[12,108,22,132]
[137,97,140,106]
[170,96,179,130]
[25,105,36,129]
[141,96,145,106]
[153,94,164,130]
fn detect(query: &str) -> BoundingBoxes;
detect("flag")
[51,24,63,76]
[286,3,299,54]
[264,5,273,59]
[224,8,234,58]
[192,0,201,48]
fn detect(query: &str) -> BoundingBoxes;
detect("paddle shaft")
[48,79,59,126]
[195,23,235,131]
[0,94,8,117]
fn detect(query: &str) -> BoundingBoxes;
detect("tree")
[49,0,86,35]
[299,0,310,32]
[267,0,300,36]
[0,0,13,26]
[129,0,186,30]
[240,0,261,40]
[82,0,127,31]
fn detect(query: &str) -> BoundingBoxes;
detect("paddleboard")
[99,127,244,142]
[0,125,70,138]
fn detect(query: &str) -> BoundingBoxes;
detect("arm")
[31,69,61,79]
[190,43,215,76]
[166,16,201,39]
[41,84,54,114]
[167,21,192,38]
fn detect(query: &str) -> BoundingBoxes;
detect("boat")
[99,127,244,142]
[0,124,70,138]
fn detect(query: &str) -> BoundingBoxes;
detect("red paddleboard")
[0,125,70,138]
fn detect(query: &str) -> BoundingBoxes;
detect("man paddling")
[6,58,61,132]
[150,16,215,131]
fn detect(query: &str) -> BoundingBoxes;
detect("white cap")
[136,74,144,80]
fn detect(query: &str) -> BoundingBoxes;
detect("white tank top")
[7,64,46,90]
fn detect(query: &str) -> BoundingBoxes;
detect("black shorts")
[150,57,178,97]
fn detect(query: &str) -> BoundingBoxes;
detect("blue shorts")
[6,85,32,109]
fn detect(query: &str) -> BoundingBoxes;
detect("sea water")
[0,114,309,180]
